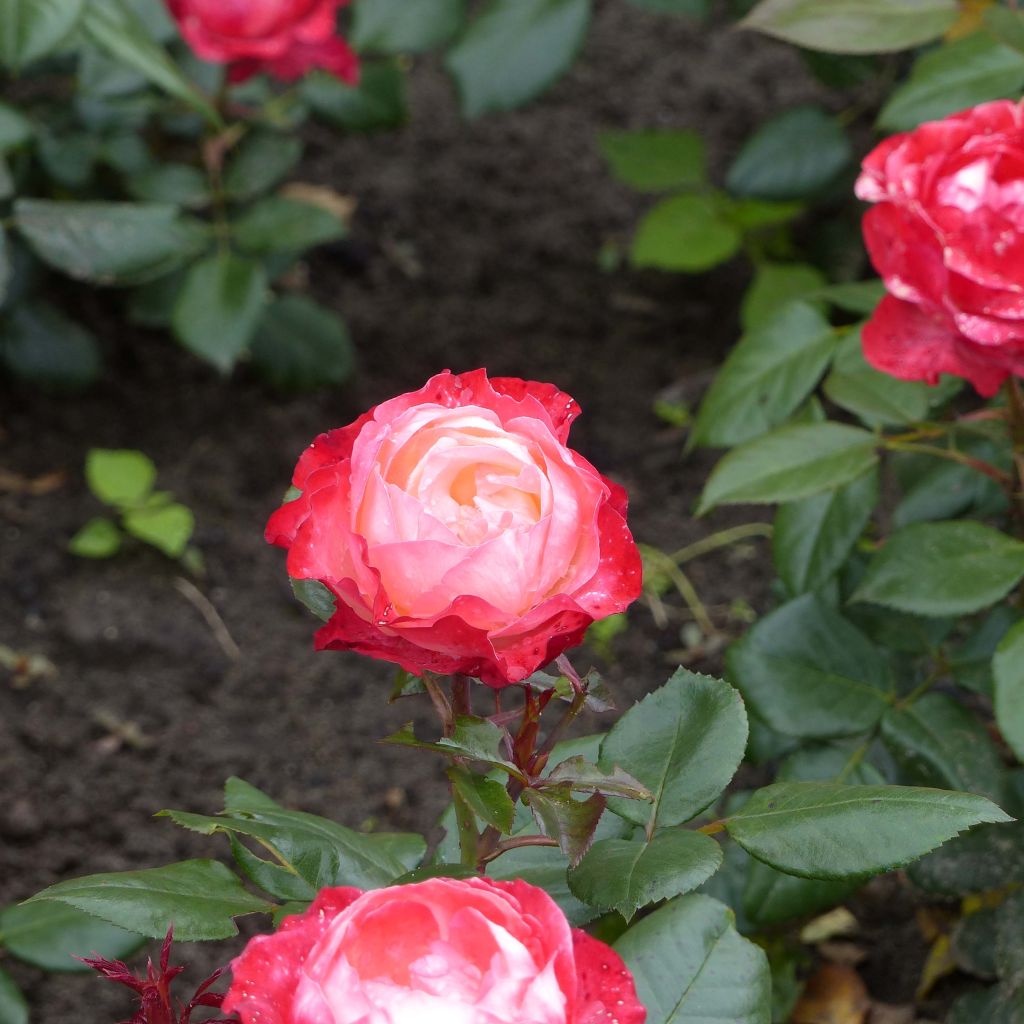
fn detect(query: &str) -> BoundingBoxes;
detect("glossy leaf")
[303,63,407,132]
[598,130,706,191]
[0,969,26,1024]
[569,831,723,920]
[26,861,272,941]
[726,106,852,201]
[727,782,1011,879]
[698,422,878,513]
[878,33,1024,132]
[0,901,142,972]
[384,717,519,774]
[0,0,85,70]
[543,756,651,802]
[726,593,892,738]
[741,0,958,54]
[995,621,1024,764]
[250,296,355,392]
[291,578,336,621]
[853,521,1024,616]
[14,200,208,286]
[223,132,303,202]
[0,102,32,152]
[743,858,860,929]
[128,164,210,208]
[692,301,837,447]
[615,895,770,1024]
[631,194,742,272]
[172,253,267,372]
[773,468,878,595]
[910,819,1024,895]
[881,693,1005,802]
[817,279,886,315]
[599,670,748,827]
[522,787,605,867]
[352,0,464,52]
[447,766,515,832]
[740,262,826,329]
[233,197,346,256]
[446,0,591,118]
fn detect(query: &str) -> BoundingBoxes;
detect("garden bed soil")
[0,3,932,1019]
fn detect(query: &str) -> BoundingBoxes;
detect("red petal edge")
[572,930,646,1024]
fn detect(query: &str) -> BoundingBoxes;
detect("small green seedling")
[69,449,198,567]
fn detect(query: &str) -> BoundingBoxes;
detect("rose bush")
[267,369,641,686]
[166,0,358,82]
[856,99,1024,397]
[223,877,646,1024]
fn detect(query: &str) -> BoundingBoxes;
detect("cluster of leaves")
[23,661,1009,1024]
[69,448,197,564]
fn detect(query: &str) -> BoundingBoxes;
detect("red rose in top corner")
[224,878,647,1024]
[167,0,358,83]
[856,99,1024,397]
[265,369,642,687]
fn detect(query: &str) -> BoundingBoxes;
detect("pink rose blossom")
[224,878,646,1024]
[266,370,641,687]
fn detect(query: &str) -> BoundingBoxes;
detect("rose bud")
[224,877,646,1024]
[166,0,359,84]
[266,369,641,687]
[856,99,1024,397]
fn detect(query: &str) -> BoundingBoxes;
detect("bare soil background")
[0,3,927,1019]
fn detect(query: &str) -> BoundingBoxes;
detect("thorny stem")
[881,439,1013,486]
[665,523,773,565]
[1004,380,1024,535]
[478,835,560,867]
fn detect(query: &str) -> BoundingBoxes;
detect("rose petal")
[572,930,646,1024]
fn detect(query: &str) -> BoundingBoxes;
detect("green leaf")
[743,858,860,929]
[384,717,520,775]
[726,106,852,201]
[726,782,1011,880]
[995,621,1024,764]
[233,198,347,256]
[853,521,1024,617]
[172,253,267,373]
[881,693,1006,802]
[0,901,142,972]
[878,33,1024,132]
[223,132,303,202]
[568,831,723,920]
[698,422,878,513]
[631,193,742,272]
[816,279,886,315]
[951,606,1022,696]
[69,517,122,558]
[625,0,709,14]
[82,0,220,126]
[0,968,26,1024]
[303,63,407,132]
[85,449,156,506]
[986,6,1024,55]
[615,895,770,1024]
[598,130,706,192]
[0,0,84,70]
[774,468,877,595]
[446,766,515,832]
[692,301,837,447]
[726,593,892,739]
[543,756,652,802]
[128,164,210,208]
[445,0,591,118]
[291,578,336,621]
[823,328,933,426]
[740,262,827,330]
[250,296,355,392]
[599,670,748,827]
[0,102,32,152]
[522,787,605,867]
[352,0,464,52]
[14,200,209,286]
[123,502,194,558]
[0,303,101,391]
[26,860,272,941]
[741,0,958,55]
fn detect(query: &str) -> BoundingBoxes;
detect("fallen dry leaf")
[0,467,66,495]
[802,907,859,944]
[916,933,956,1001]
[869,1004,915,1024]
[281,182,357,223]
[792,963,869,1024]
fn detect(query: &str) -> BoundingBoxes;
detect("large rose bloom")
[166,0,358,83]
[855,99,1024,396]
[223,878,646,1024]
[266,370,641,687]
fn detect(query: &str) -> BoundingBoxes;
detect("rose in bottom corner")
[224,876,646,1024]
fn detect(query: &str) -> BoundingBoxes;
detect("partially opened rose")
[167,0,358,83]
[224,877,646,1024]
[266,369,641,687]
[856,99,1024,397]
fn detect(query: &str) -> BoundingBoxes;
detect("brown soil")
[0,2,909,1020]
